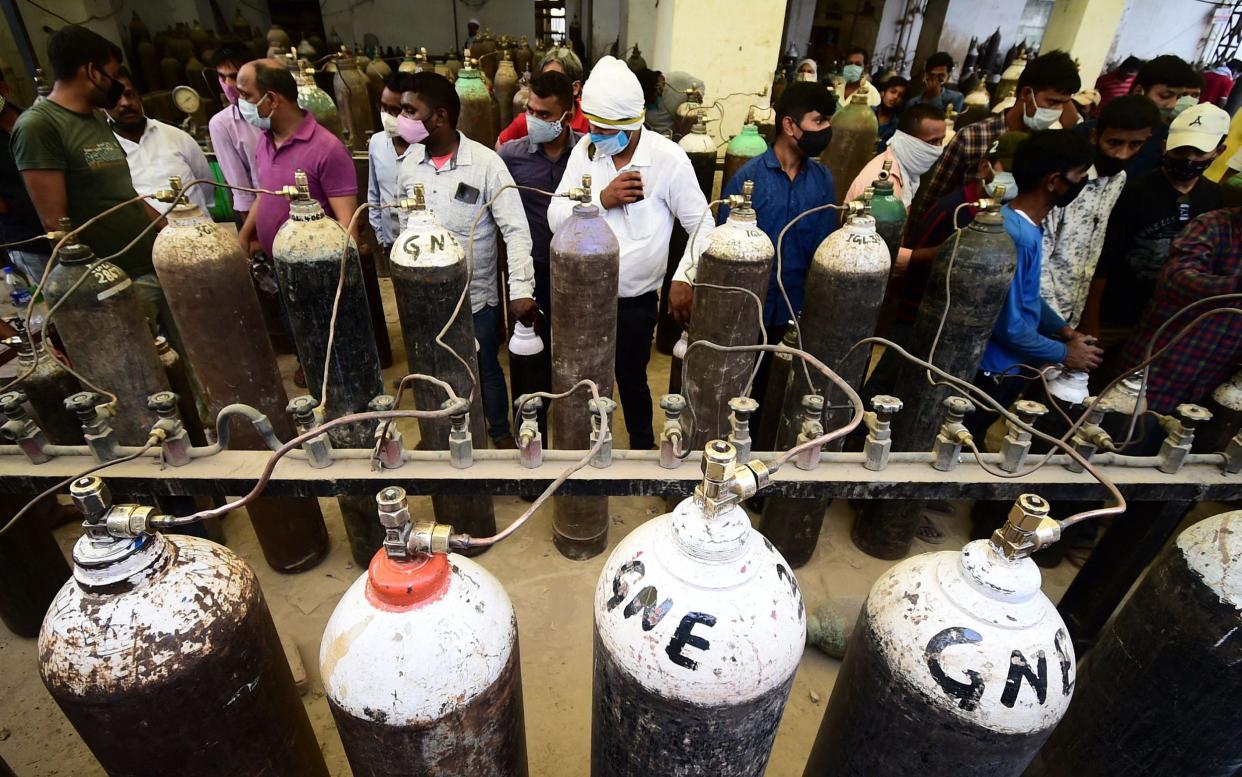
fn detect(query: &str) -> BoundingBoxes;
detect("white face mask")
[380,111,400,138]
[888,130,944,177]
[1022,89,1062,131]
[986,172,1019,202]
[798,72,817,82]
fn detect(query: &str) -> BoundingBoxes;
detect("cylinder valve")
[0,390,50,464]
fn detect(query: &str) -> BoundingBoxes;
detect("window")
[536,0,567,45]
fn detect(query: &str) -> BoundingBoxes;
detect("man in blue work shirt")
[968,129,1104,440]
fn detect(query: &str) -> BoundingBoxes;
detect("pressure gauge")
[172,85,201,115]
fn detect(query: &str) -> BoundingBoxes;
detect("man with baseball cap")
[548,55,714,450]
[1085,102,1227,355]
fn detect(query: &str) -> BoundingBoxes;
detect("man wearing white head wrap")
[548,55,715,449]
[465,18,479,49]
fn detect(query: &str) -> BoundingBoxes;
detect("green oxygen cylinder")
[823,88,879,205]
[456,53,496,148]
[865,159,907,264]
[722,122,769,193]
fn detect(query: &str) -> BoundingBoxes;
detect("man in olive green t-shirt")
[10,25,164,326]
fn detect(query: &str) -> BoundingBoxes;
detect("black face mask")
[1054,174,1089,207]
[1093,149,1128,178]
[1162,155,1212,183]
[795,126,832,158]
[90,68,125,110]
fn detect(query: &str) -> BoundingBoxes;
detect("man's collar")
[408,130,470,167]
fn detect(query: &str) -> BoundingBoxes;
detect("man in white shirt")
[105,67,214,214]
[368,71,418,253]
[548,56,715,449]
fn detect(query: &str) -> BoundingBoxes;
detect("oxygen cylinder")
[416,47,435,74]
[40,477,329,777]
[367,56,392,83]
[514,70,531,116]
[388,185,497,543]
[722,123,768,194]
[153,336,206,445]
[232,9,251,40]
[754,326,798,452]
[4,325,82,444]
[627,44,648,72]
[853,199,1016,560]
[152,190,330,573]
[137,40,160,95]
[159,55,185,90]
[1027,510,1241,777]
[958,83,991,129]
[272,175,385,566]
[334,48,375,152]
[1195,369,1242,452]
[398,48,417,73]
[867,161,906,263]
[678,117,717,200]
[294,61,344,140]
[515,36,534,75]
[457,56,496,148]
[994,53,1026,106]
[359,48,384,122]
[509,321,550,441]
[475,30,498,82]
[592,440,804,776]
[760,214,889,567]
[41,239,169,445]
[822,91,879,205]
[321,487,527,776]
[1098,371,1151,444]
[267,24,291,51]
[494,54,519,130]
[550,179,620,559]
[674,90,702,140]
[445,50,462,82]
[0,494,70,637]
[684,181,773,448]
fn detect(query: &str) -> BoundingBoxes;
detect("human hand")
[1063,335,1103,371]
[669,280,693,324]
[600,171,644,210]
[509,297,539,326]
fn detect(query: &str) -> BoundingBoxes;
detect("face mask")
[985,171,1018,202]
[797,72,817,82]
[1171,94,1198,118]
[590,129,629,157]
[794,126,832,158]
[842,64,863,84]
[888,130,944,177]
[238,93,271,130]
[1162,154,1212,182]
[1054,174,1089,207]
[379,111,400,137]
[219,79,240,105]
[398,114,430,144]
[1094,148,1128,178]
[1022,90,1062,131]
[90,67,125,110]
[527,112,566,145]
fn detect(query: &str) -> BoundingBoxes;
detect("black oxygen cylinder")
[4,327,82,444]
[853,201,1017,560]
[0,494,70,638]
[41,240,170,445]
[271,183,385,566]
[509,321,550,442]
[1027,510,1242,777]
[679,120,717,201]
[387,190,497,545]
[754,326,797,453]
[154,336,207,446]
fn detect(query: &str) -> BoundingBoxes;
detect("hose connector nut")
[1158,403,1212,474]
[659,393,687,470]
[795,394,825,471]
[991,493,1061,560]
[287,395,333,469]
[726,396,759,463]
[377,486,412,559]
[444,397,473,469]
[588,396,616,468]
[516,395,543,469]
[368,394,404,471]
[933,395,975,471]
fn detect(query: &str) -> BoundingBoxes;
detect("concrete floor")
[0,276,1141,776]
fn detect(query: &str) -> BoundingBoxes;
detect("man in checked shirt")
[909,51,1080,225]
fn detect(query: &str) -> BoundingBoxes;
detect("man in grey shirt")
[396,72,535,447]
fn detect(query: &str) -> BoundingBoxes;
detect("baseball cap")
[1167,103,1230,152]
[987,131,1028,168]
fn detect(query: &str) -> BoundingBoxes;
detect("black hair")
[1229,59,1242,72]
[924,51,954,74]
[898,102,944,135]
[1011,129,1093,192]
[1135,54,1199,92]
[882,75,909,92]
[410,71,461,126]
[211,40,253,70]
[1016,50,1081,96]
[846,46,868,65]
[114,65,134,83]
[530,69,575,113]
[1096,93,1161,134]
[1119,55,1144,72]
[776,81,836,126]
[252,60,297,102]
[47,25,123,81]
[384,71,418,95]
[636,67,661,105]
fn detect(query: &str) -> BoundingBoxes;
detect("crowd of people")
[0,25,1237,476]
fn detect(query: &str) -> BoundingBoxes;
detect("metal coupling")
[990,493,1061,560]
[659,393,687,469]
[1067,398,1112,473]
[933,395,975,472]
[1000,399,1048,473]
[148,391,191,467]
[0,391,50,464]
[863,394,902,471]
[589,396,617,468]
[516,396,543,469]
[287,395,334,469]
[726,396,759,463]
[65,391,120,462]
[695,440,771,520]
[293,169,311,198]
[71,476,162,548]
[1224,430,1242,475]
[376,486,412,559]
[795,394,825,471]
[1157,403,1212,474]
[443,397,473,469]
[564,173,593,202]
[368,395,404,470]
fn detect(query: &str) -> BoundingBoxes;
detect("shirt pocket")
[622,197,657,241]
[438,191,488,238]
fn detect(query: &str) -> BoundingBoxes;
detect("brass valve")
[565,173,593,203]
[991,493,1061,560]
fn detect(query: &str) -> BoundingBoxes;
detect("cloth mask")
[591,130,629,157]
[888,130,944,206]
[842,64,864,83]
[1094,150,1128,178]
[985,172,1019,202]
[1171,95,1198,119]
[795,126,832,158]
[398,114,429,145]
[797,72,817,82]
[91,68,125,110]
[527,112,566,145]
[239,94,271,130]
[219,79,240,105]
[1162,154,1212,182]
[1022,90,1062,131]
[380,112,400,138]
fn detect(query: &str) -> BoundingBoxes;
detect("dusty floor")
[0,276,1203,776]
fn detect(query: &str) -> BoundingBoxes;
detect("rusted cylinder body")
[14,342,82,445]
[0,495,70,638]
[457,66,496,148]
[334,54,374,152]
[40,534,329,777]
[821,95,878,205]
[685,198,773,449]
[42,242,170,445]
[154,337,206,446]
[389,206,496,542]
[853,207,1016,560]
[550,204,619,559]
[153,201,329,573]
[494,59,519,132]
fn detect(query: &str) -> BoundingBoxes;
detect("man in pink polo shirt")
[235,58,357,255]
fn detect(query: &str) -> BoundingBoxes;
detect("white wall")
[321,0,536,56]
[1108,0,1214,65]
[782,0,816,59]
[622,0,658,59]
[593,0,622,61]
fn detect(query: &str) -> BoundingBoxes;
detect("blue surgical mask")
[239,93,271,130]
[590,129,629,157]
[527,112,566,146]
[843,64,863,83]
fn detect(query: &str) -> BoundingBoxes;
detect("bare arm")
[20,169,68,231]
[328,194,359,236]
[238,200,259,253]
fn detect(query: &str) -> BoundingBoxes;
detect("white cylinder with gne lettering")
[801,539,1075,777]
[590,495,805,777]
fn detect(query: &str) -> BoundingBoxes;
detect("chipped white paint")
[1178,511,1242,611]
[320,554,516,724]
[866,540,1075,734]
[1212,371,1242,412]
[39,535,258,697]
[678,126,717,155]
[389,208,466,269]
[814,215,890,275]
[594,496,805,706]
[702,207,774,270]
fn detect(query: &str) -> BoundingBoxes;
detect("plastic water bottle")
[4,267,32,311]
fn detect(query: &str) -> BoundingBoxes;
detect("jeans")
[8,249,50,284]
[474,304,511,440]
[616,292,659,450]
